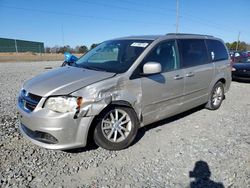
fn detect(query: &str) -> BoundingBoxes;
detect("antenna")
[236,31,240,51]
[61,24,65,46]
[176,0,179,33]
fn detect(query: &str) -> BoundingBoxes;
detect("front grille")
[25,102,37,111]
[234,70,250,77]
[18,89,42,112]
[28,93,42,102]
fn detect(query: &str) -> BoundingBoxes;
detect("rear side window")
[178,39,209,68]
[206,39,228,62]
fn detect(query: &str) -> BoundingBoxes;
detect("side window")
[88,44,119,63]
[178,39,209,68]
[143,40,179,73]
[206,40,228,62]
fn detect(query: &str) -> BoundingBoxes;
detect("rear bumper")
[17,104,94,150]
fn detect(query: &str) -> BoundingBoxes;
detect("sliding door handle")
[186,72,195,77]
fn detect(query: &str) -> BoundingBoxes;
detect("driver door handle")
[174,75,184,80]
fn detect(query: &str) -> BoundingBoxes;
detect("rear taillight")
[230,59,233,68]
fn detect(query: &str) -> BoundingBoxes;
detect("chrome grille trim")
[18,89,42,112]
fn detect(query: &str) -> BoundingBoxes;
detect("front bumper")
[17,100,94,150]
[232,71,250,81]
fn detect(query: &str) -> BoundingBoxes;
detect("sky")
[0,0,249,48]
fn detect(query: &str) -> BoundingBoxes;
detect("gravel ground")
[0,61,249,188]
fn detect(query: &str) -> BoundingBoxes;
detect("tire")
[205,82,224,110]
[93,106,139,150]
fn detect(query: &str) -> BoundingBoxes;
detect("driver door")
[140,40,184,125]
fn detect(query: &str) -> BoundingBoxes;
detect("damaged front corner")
[75,95,113,118]
[71,75,143,122]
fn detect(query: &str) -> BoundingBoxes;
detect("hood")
[233,63,250,70]
[23,66,116,97]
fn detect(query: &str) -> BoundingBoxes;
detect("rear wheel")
[94,106,139,150]
[205,82,224,110]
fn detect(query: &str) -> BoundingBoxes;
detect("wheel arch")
[86,100,139,145]
[217,78,226,85]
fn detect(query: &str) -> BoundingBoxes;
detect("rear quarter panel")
[210,59,231,94]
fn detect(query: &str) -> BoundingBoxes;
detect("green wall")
[0,38,44,53]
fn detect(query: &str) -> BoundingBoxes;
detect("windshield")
[75,40,152,73]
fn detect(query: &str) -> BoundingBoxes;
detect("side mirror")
[143,62,162,75]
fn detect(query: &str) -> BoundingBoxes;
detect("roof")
[114,35,163,40]
[111,33,220,41]
[166,33,213,37]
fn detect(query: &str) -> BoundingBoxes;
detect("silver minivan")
[17,34,231,150]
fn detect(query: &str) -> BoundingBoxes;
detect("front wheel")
[93,106,139,150]
[205,82,224,110]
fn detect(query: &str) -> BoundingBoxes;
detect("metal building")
[0,38,44,53]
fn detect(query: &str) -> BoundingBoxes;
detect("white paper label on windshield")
[131,42,149,48]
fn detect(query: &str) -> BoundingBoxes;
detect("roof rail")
[166,33,213,37]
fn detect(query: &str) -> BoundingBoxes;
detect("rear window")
[206,39,228,62]
[178,39,209,68]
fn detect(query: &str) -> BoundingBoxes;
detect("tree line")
[225,41,250,51]
[45,41,250,54]
[45,43,99,54]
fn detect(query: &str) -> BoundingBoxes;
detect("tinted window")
[143,40,179,72]
[206,40,228,62]
[178,39,209,67]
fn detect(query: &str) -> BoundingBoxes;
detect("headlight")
[231,67,236,71]
[44,96,83,113]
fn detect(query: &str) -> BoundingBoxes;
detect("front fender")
[71,75,142,120]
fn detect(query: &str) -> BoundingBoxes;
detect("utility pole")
[61,24,65,47]
[14,39,18,53]
[236,31,240,51]
[176,0,179,33]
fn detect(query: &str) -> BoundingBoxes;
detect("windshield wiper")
[81,65,107,72]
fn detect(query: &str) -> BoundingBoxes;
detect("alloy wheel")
[101,109,132,143]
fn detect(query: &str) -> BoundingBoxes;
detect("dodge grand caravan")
[17,34,231,150]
